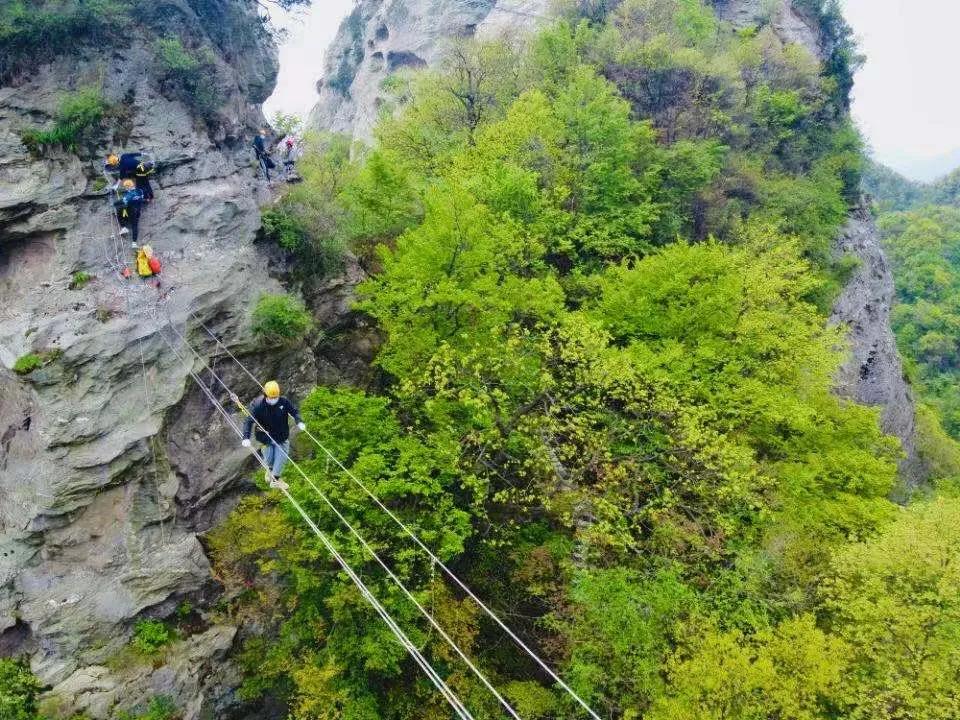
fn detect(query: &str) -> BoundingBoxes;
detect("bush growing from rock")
[154,36,222,122]
[251,293,313,345]
[115,695,178,720]
[20,86,110,155]
[0,658,41,720]
[131,619,173,654]
[13,354,44,375]
[69,271,93,290]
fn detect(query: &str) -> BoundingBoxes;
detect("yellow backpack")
[137,246,154,277]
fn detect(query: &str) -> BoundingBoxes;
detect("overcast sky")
[265,0,959,181]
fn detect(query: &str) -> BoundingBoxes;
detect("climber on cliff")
[105,152,155,201]
[114,179,145,247]
[252,127,275,182]
[240,381,306,490]
[280,134,301,182]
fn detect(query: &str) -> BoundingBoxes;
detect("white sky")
[842,0,960,181]
[265,1,959,181]
[263,0,354,120]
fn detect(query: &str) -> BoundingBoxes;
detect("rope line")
[182,311,603,720]
[102,185,166,541]
[158,313,521,720]
[153,322,476,720]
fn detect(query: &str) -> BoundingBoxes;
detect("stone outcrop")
[309,0,552,140]
[0,1,366,716]
[830,205,922,484]
[711,0,823,58]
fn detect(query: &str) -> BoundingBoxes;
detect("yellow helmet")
[264,381,280,398]
[107,154,119,166]
[121,178,135,190]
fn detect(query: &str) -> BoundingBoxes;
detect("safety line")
[154,323,476,720]
[184,309,603,720]
[103,188,167,542]
[158,313,522,720]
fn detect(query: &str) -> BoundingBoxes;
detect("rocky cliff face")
[309,0,553,140]
[0,2,365,717]
[830,206,922,484]
[310,0,922,481]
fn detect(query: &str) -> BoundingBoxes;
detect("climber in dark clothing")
[252,128,275,181]
[240,380,305,488]
[105,152,155,200]
[114,179,145,246]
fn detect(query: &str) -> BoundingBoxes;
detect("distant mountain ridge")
[863,159,960,211]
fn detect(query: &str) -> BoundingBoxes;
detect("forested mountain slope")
[206,1,960,718]
[863,159,960,211]
[2,1,959,719]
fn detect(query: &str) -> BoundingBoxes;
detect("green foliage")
[250,293,313,345]
[880,206,960,438]
[12,348,60,375]
[209,386,480,719]
[0,659,42,720]
[13,354,44,375]
[153,36,222,121]
[215,4,940,717]
[131,619,173,654]
[271,111,302,137]
[259,136,349,281]
[115,695,178,720]
[864,161,960,212]
[69,271,93,290]
[651,614,847,720]
[0,0,133,81]
[822,496,960,719]
[930,166,960,207]
[862,159,928,211]
[20,87,110,155]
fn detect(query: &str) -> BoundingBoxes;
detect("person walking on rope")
[114,179,145,247]
[241,380,306,489]
[252,127,275,183]
[105,152,155,200]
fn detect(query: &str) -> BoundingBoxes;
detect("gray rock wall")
[830,206,923,484]
[309,0,553,140]
[0,3,365,717]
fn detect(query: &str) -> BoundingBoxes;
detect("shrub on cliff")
[251,293,313,345]
[0,659,42,720]
[154,36,222,122]
[131,619,173,655]
[20,87,110,155]
[0,0,133,82]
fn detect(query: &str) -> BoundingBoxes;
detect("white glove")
[241,438,251,448]
[298,422,306,431]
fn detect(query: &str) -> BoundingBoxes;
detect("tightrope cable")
[154,321,476,720]
[183,311,603,720]
[159,313,522,720]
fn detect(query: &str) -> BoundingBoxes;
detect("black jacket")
[118,152,143,178]
[243,396,302,444]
